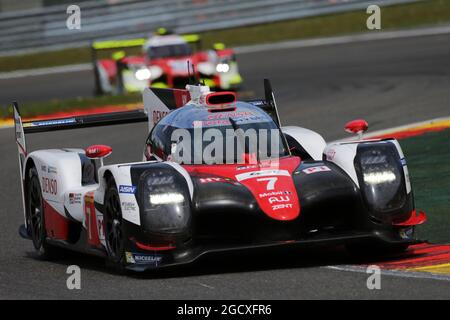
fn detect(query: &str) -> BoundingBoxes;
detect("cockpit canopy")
[146,102,289,164]
[144,35,192,59]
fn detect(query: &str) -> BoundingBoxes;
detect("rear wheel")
[27,167,58,259]
[104,177,126,272]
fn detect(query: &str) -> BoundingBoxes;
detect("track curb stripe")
[330,244,450,281]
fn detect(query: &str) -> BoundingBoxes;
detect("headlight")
[149,192,184,205]
[137,167,191,234]
[363,171,396,184]
[135,68,151,80]
[216,63,230,73]
[356,143,406,215]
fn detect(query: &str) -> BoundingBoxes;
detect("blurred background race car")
[92,28,243,95]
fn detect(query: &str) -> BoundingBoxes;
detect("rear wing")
[13,105,148,166]
[12,103,149,222]
[143,87,191,132]
[90,33,201,56]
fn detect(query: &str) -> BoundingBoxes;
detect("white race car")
[14,80,426,272]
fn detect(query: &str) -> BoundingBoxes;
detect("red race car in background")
[92,28,243,95]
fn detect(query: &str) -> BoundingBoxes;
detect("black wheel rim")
[29,176,44,249]
[105,189,123,261]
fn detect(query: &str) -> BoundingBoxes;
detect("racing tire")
[93,65,104,96]
[26,167,59,260]
[103,176,127,273]
[114,61,125,95]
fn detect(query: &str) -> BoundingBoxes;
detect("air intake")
[205,92,236,110]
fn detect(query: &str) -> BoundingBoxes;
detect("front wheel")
[103,177,126,272]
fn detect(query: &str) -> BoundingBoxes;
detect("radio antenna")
[187,61,194,85]
[191,63,200,85]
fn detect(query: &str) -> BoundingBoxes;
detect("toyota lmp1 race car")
[14,79,426,272]
[92,29,243,95]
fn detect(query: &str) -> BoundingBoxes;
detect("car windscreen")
[147,44,192,59]
[149,120,289,164]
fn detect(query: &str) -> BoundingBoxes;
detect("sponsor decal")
[268,195,290,204]
[207,111,254,120]
[194,119,231,127]
[259,191,291,198]
[272,203,293,211]
[69,193,82,204]
[23,118,76,128]
[125,252,162,265]
[326,149,336,161]
[236,165,258,171]
[121,201,137,212]
[41,165,47,172]
[233,115,265,123]
[152,110,168,125]
[236,169,290,182]
[119,185,137,194]
[302,165,331,175]
[42,177,57,195]
[47,166,57,174]
[199,177,228,184]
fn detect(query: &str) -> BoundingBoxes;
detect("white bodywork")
[281,126,326,161]
[324,139,411,193]
[24,149,99,223]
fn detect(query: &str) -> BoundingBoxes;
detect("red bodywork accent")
[84,192,101,247]
[122,56,145,65]
[98,48,234,88]
[173,89,191,107]
[85,144,112,159]
[184,156,301,221]
[98,59,117,80]
[134,240,176,251]
[393,209,427,226]
[345,119,369,134]
[43,200,69,240]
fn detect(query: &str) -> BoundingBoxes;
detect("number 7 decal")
[257,177,278,190]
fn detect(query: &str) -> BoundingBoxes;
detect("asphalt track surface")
[1,33,450,299]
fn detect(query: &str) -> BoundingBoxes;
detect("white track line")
[0,63,91,79]
[1,25,450,79]
[234,24,450,54]
[325,265,450,282]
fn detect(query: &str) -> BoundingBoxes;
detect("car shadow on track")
[24,243,416,279]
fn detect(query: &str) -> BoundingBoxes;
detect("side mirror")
[85,144,112,167]
[345,119,368,140]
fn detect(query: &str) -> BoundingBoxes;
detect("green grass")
[1,0,450,72]
[400,129,450,243]
[0,93,142,119]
